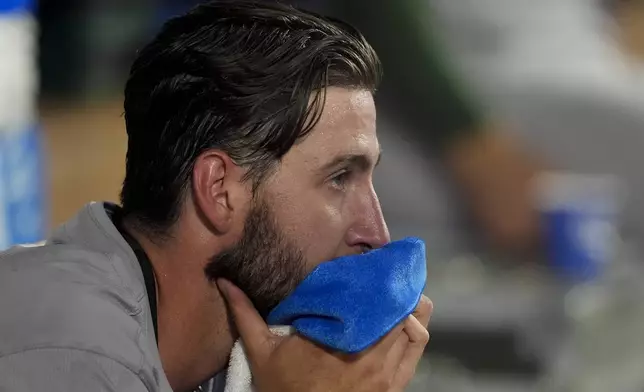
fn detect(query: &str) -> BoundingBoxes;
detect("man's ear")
[192,151,245,234]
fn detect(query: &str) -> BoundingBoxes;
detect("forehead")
[286,87,378,167]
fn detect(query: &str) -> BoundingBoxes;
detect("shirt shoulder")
[0,347,153,392]
[0,242,160,388]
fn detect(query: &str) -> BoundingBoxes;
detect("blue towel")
[267,237,427,353]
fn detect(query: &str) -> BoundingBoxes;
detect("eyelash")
[329,169,352,190]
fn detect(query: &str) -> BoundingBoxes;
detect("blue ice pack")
[267,237,427,353]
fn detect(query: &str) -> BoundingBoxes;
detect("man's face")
[206,87,389,316]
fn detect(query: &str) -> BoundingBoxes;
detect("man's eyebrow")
[317,151,382,173]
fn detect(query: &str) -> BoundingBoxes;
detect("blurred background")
[2,0,644,391]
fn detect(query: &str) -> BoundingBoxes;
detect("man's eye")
[329,170,351,189]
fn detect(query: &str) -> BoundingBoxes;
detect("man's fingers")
[376,322,406,354]
[383,326,410,377]
[403,314,430,345]
[412,295,433,329]
[391,315,430,391]
[356,296,432,368]
[217,278,273,362]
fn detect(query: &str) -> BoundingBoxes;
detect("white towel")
[224,326,294,392]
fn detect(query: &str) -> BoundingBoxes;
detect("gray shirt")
[0,202,224,391]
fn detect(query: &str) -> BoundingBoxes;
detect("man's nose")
[346,191,390,251]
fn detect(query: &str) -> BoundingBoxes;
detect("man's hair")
[120,0,381,235]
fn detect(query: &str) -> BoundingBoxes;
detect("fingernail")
[216,278,231,298]
[217,278,245,303]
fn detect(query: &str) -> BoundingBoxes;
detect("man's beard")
[204,197,307,318]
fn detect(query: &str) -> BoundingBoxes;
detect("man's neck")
[122,218,235,392]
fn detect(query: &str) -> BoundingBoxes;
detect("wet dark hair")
[120,0,381,235]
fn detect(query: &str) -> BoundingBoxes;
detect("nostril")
[359,243,373,254]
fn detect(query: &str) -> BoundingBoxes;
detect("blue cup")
[537,172,623,282]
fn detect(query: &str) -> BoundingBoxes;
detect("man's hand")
[217,279,432,392]
[445,129,542,252]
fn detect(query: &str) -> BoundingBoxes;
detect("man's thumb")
[217,279,273,361]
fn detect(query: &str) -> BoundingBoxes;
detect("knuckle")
[366,359,384,376]
[419,328,430,345]
[373,374,392,391]
[417,295,433,315]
